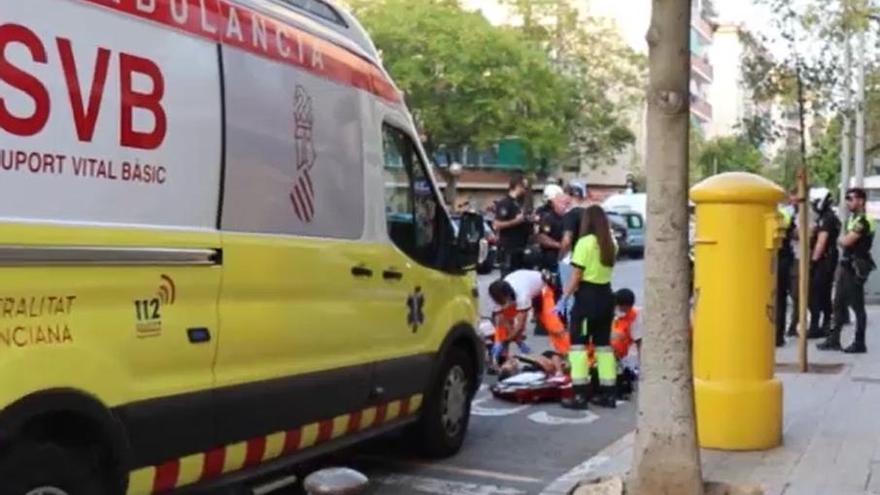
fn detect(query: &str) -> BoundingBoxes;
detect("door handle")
[382,269,403,281]
[351,264,373,278]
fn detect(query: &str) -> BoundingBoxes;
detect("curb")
[539,432,635,495]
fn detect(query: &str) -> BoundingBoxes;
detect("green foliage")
[808,117,843,189]
[501,0,645,168]
[696,136,765,179]
[349,0,573,165]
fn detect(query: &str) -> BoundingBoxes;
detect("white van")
[0,1,485,494]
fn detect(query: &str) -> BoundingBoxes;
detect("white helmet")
[542,184,565,203]
[809,187,833,213]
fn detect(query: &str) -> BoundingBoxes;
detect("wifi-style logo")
[156,274,177,306]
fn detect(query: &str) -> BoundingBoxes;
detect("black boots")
[561,385,590,410]
[843,342,867,354]
[817,334,841,351]
[590,386,617,409]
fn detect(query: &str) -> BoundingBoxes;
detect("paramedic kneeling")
[558,205,617,410]
[612,289,642,399]
[488,270,570,367]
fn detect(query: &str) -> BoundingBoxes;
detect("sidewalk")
[543,306,880,495]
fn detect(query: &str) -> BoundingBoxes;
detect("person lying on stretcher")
[498,351,569,381]
[488,269,570,370]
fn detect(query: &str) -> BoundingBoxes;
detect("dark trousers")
[809,259,835,333]
[776,254,793,341]
[789,263,800,333]
[499,247,526,277]
[831,266,867,345]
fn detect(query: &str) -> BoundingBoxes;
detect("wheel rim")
[441,365,468,438]
[25,488,69,495]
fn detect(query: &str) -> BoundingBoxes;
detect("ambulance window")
[282,0,347,27]
[382,125,450,269]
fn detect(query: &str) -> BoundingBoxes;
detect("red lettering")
[0,24,50,137]
[14,151,26,169]
[42,153,54,173]
[57,38,110,143]
[27,151,40,173]
[119,53,166,150]
[132,163,143,182]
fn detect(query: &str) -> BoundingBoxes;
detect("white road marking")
[372,473,528,495]
[471,397,530,417]
[527,410,599,425]
[355,455,543,484]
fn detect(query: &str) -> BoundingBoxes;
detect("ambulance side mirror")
[455,212,486,271]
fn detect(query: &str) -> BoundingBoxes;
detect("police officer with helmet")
[807,188,840,339]
[818,188,876,353]
[535,184,568,277]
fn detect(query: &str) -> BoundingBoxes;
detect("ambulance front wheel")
[0,440,106,495]
[417,348,475,458]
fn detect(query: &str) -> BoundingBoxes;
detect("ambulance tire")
[0,440,104,495]
[416,348,475,458]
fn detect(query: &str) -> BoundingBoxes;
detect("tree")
[500,0,645,169]
[350,0,574,166]
[809,117,844,188]
[629,0,703,493]
[750,0,880,186]
[696,136,765,178]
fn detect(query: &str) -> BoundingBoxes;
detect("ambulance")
[0,0,486,493]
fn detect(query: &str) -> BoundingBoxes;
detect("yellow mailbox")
[690,172,785,451]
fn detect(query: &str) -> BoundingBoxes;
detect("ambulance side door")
[365,116,459,404]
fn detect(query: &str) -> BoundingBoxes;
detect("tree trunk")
[629,1,703,494]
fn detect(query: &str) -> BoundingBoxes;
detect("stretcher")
[489,355,574,404]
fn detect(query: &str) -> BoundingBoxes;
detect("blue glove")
[491,342,505,361]
[554,296,571,316]
[517,341,531,354]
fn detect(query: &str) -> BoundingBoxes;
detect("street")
[256,259,644,495]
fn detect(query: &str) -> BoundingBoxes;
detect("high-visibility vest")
[611,307,639,359]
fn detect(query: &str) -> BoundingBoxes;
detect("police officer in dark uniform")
[807,189,840,339]
[776,204,795,346]
[536,184,568,279]
[818,188,876,353]
[494,175,531,276]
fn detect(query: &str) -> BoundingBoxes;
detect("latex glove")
[554,296,571,316]
[517,340,531,354]
[491,342,505,361]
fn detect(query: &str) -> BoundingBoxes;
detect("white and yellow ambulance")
[0,0,485,493]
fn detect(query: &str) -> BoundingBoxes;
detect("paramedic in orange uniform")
[488,270,570,368]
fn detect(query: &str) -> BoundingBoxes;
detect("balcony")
[692,16,714,42]
[690,93,713,122]
[691,55,713,82]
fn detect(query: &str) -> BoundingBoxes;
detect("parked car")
[603,193,647,219]
[607,215,629,257]
[452,216,498,274]
[607,210,645,258]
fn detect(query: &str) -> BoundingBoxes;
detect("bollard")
[690,172,785,450]
[303,467,369,495]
